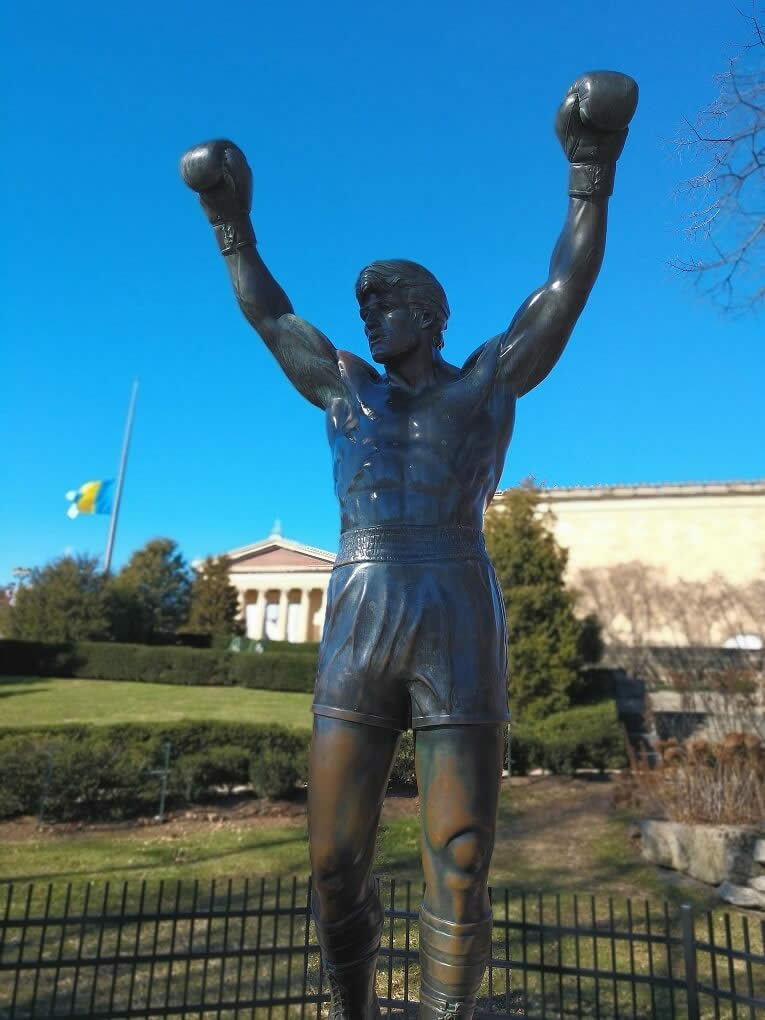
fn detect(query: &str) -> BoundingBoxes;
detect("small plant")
[250,748,299,799]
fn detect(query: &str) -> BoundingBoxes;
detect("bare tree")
[573,562,764,739]
[574,561,668,684]
[672,4,765,312]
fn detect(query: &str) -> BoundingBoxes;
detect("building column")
[276,589,289,641]
[316,586,328,634]
[251,590,265,641]
[297,588,310,643]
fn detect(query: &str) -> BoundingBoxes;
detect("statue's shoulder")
[455,336,503,399]
[337,349,383,392]
[460,335,502,377]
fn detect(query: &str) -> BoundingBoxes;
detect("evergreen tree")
[9,555,109,642]
[484,483,601,721]
[115,538,191,641]
[0,586,12,637]
[187,555,241,635]
[103,577,151,644]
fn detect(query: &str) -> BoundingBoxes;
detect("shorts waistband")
[335,525,487,565]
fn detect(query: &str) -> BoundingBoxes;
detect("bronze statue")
[181,70,638,1020]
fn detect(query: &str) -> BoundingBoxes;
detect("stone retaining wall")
[638,819,765,909]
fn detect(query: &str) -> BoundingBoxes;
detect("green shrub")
[258,640,321,654]
[0,721,312,820]
[250,748,300,799]
[233,651,317,692]
[568,666,621,705]
[389,732,416,789]
[174,745,251,801]
[507,726,541,776]
[73,641,143,681]
[0,734,49,817]
[528,700,627,775]
[44,735,158,821]
[0,640,78,677]
[0,638,316,691]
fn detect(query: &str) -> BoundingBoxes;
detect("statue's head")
[355,259,450,364]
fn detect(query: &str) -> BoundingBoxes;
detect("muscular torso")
[326,340,516,532]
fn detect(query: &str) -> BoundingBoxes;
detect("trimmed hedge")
[509,700,627,776]
[0,700,624,821]
[0,639,315,691]
[0,721,312,821]
[232,652,317,692]
[262,640,321,654]
[0,721,418,821]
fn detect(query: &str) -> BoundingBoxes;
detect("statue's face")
[359,289,427,364]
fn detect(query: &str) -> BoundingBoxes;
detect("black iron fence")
[1,877,763,1019]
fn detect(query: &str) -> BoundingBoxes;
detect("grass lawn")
[0,778,722,912]
[0,676,314,729]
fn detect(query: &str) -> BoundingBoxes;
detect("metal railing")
[1,877,763,1018]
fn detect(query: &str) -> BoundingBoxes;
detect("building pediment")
[225,534,336,573]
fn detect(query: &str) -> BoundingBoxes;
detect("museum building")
[218,480,765,644]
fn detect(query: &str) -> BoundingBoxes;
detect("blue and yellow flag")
[65,480,114,519]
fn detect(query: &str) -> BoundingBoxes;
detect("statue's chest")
[327,389,465,459]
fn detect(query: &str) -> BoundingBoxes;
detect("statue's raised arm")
[180,141,343,410]
[496,72,638,397]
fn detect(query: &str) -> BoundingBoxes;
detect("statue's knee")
[439,829,491,891]
[311,847,357,899]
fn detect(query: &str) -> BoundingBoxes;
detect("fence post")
[37,744,58,822]
[148,740,172,823]
[681,903,700,1020]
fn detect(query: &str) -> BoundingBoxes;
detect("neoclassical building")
[223,530,335,642]
[222,480,764,643]
[505,480,765,587]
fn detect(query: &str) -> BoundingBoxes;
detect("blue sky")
[3,0,763,584]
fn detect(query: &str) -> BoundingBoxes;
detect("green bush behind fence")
[0,702,624,823]
[0,721,418,822]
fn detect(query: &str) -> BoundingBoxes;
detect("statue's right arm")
[226,246,343,410]
[180,140,343,410]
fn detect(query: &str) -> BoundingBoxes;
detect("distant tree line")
[7,539,242,645]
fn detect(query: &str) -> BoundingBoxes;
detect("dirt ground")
[0,775,607,843]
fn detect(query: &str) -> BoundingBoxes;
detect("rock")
[718,881,765,910]
[638,820,759,885]
[749,875,765,892]
[753,839,765,864]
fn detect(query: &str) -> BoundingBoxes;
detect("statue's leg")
[309,715,401,1020]
[415,724,505,1020]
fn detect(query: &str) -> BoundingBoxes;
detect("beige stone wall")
[489,482,765,586]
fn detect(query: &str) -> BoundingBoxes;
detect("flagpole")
[104,378,139,575]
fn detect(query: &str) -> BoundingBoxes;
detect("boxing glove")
[555,72,638,198]
[180,140,255,255]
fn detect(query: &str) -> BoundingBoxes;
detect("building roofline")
[223,533,337,564]
[494,480,765,502]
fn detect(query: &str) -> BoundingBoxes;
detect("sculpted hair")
[355,259,450,349]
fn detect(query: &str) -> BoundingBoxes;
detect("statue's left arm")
[496,72,638,397]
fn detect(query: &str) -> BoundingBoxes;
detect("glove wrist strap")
[568,162,615,198]
[211,216,256,256]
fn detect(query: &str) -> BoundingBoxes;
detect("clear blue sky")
[3,0,763,584]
